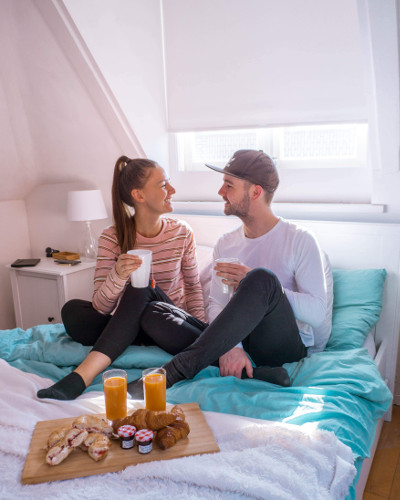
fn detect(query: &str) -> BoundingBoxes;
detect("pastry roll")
[72,415,113,437]
[47,426,72,450]
[46,439,73,466]
[65,427,89,448]
[86,433,112,461]
[46,428,88,465]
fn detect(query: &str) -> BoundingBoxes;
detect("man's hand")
[219,347,253,379]
[215,261,252,291]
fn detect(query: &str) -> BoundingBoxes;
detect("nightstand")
[8,259,96,329]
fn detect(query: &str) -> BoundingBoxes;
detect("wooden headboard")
[174,214,400,409]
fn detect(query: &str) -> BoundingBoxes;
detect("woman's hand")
[215,261,252,291]
[115,253,143,279]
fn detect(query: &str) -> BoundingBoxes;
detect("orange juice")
[143,372,166,411]
[103,376,127,421]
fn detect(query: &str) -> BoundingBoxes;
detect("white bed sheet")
[0,359,356,500]
[363,331,376,358]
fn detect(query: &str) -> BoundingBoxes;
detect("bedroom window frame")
[175,123,368,172]
[169,123,371,205]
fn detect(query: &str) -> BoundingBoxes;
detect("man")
[128,149,332,395]
[204,149,332,381]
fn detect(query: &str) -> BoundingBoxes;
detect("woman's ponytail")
[112,156,134,253]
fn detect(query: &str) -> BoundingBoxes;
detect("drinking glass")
[142,367,166,411]
[215,257,239,294]
[102,369,127,422]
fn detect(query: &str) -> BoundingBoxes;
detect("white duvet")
[0,359,356,500]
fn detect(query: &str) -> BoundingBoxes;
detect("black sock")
[127,363,186,399]
[242,366,291,387]
[127,378,144,399]
[37,372,86,400]
[160,361,188,388]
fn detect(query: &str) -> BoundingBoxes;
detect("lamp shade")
[67,190,108,222]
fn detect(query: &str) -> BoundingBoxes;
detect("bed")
[0,217,398,500]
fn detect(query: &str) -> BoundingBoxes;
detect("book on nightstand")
[11,259,41,268]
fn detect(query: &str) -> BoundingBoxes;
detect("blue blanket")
[0,323,392,500]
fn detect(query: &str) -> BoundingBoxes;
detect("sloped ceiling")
[63,0,167,164]
[0,0,147,201]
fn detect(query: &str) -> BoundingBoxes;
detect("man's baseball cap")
[205,149,279,194]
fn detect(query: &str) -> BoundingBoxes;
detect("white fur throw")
[0,360,356,500]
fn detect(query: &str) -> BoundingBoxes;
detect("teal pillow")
[325,268,386,351]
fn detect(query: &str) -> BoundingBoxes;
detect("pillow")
[325,268,386,351]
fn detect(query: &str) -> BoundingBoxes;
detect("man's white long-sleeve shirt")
[208,218,333,353]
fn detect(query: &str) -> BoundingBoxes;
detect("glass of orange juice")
[142,367,166,411]
[102,369,127,422]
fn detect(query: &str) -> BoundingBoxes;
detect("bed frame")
[174,214,400,499]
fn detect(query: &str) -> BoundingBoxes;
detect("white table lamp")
[67,190,108,260]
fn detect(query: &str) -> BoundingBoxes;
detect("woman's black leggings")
[62,268,306,370]
[61,283,207,361]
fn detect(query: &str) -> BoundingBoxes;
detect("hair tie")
[118,155,132,172]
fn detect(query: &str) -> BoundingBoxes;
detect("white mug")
[127,249,152,288]
[214,257,239,294]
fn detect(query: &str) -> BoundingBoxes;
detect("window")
[169,123,371,204]
[274,124,367,169]
[175,123,368,172]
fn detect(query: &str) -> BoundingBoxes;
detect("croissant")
[112,409,176,432]
[155,420,190,450]
[170,405,186,422]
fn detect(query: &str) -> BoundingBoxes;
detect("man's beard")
[224,192,251,219]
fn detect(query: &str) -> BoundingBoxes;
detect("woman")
[37,156,206,400]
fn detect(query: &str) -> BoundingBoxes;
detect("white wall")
[0,0,121,201]
[0,201,31,329]
[359,0,400,221]
[0,0,40,200]
[0,0,144,327]
[26,183,113,260]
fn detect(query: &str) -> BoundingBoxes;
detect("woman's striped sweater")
[92,216,206,321]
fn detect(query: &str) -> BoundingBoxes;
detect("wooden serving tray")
[22,403,219,484]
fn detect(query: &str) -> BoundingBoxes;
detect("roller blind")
[162,0,367,131]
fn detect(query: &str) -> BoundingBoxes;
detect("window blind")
[162,0,367,131]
